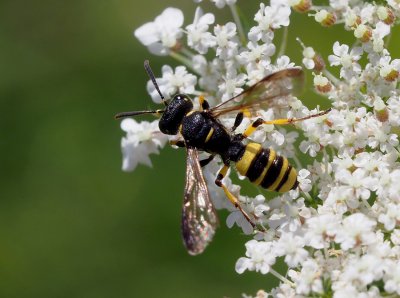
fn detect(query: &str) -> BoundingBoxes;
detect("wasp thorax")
[159,94,193,135]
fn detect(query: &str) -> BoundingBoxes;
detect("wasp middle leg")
[214,164,261,230]
[200,154,215,167]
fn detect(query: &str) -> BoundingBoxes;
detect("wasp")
[116,60,330,255]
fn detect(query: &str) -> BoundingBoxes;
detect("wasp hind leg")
[241,109,331,139]
[215,164,263,231]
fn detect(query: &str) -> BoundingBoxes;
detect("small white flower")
[274,232,309,267]
[339,254,385,288]
[378,203,400,231]
[384,261,400,295]
[238,41,275,66]
[249,2,291,42]
[334,213,377,250]
[186,7,216,54]
[288,259,323,295]
[235,240,276,274]
[378,55,400,82]
[218,70,247,102]
[273,55,296,71]
[134,8,184,55]
[335,168,376,201]
[214,22,239,60]
[120,118,168,171]
[305,214,340,249]
[328,42,363,79]
[147,65,197,103]
[298,169,312,193]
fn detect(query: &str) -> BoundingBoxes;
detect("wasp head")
[159,94,193,135]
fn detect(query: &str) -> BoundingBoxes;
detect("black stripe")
[252,118,264,128]
[246,148,270,182]
[276,164,292,192]
[291,179,299,190]
[261,155,283,189]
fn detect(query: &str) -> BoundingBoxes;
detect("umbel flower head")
[118,0,400,297]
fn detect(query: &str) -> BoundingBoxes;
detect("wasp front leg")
[169,139,186,148]
[214,164,261,230]
[198,95,210,111]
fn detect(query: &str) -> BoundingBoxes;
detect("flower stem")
[170,51,199,75]
[277,26,289,58]
[270,268,295,287]
[180,46,195,59]
[385,33,392,49]
[293,155,303,169]
[229,4,247,46]
[322,68,341,87]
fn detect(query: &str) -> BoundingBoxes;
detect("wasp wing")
[210,68,304,118]
[181,148,218,255]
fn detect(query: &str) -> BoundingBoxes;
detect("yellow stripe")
[186,110,195,117]
[254,149,276,185]
[268,157,289,191]
[278,168,297,192]
[178,124,183,133]
[219,165,229,178]
[243,125,257,138]
[204,127,214,143]
[236,143,262,176]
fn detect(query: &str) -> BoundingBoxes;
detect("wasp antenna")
[144,60,167,107]
[114,109,164,119]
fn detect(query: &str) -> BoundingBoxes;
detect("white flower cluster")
[120,0,400,296]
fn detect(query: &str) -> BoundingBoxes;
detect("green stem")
[292,155,303,169]
[385,33,392,49]
[180,46,195,59]
[269,268,295,287]
[229,4,247,46]
[277,26,289,58]
[322,69,341,86]
[169,51,198,75]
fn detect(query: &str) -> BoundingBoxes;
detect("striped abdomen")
[235,143,298,193]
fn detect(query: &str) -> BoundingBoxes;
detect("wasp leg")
[200,154,215,167]
[169,140,186,147]
[215,164,258,229]
[241,109,331,139]
[231,112,244,132]
[198,95,210,111]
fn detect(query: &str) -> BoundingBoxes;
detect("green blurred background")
[1,1,399,297]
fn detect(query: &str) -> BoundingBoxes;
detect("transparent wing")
[210,68,304,118]
[181,148,219,255]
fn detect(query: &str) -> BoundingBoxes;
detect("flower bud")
[315,10,336,27]
[374,98,389,122]
[354,24,372,42]
[289,0,312,13]
[377,6,395,25]
[314,74,332,93]
[380,65,399,82]
[313,54,325,72]
[345,11,361,30]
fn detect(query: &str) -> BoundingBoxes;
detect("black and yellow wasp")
[116,60,330,255]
